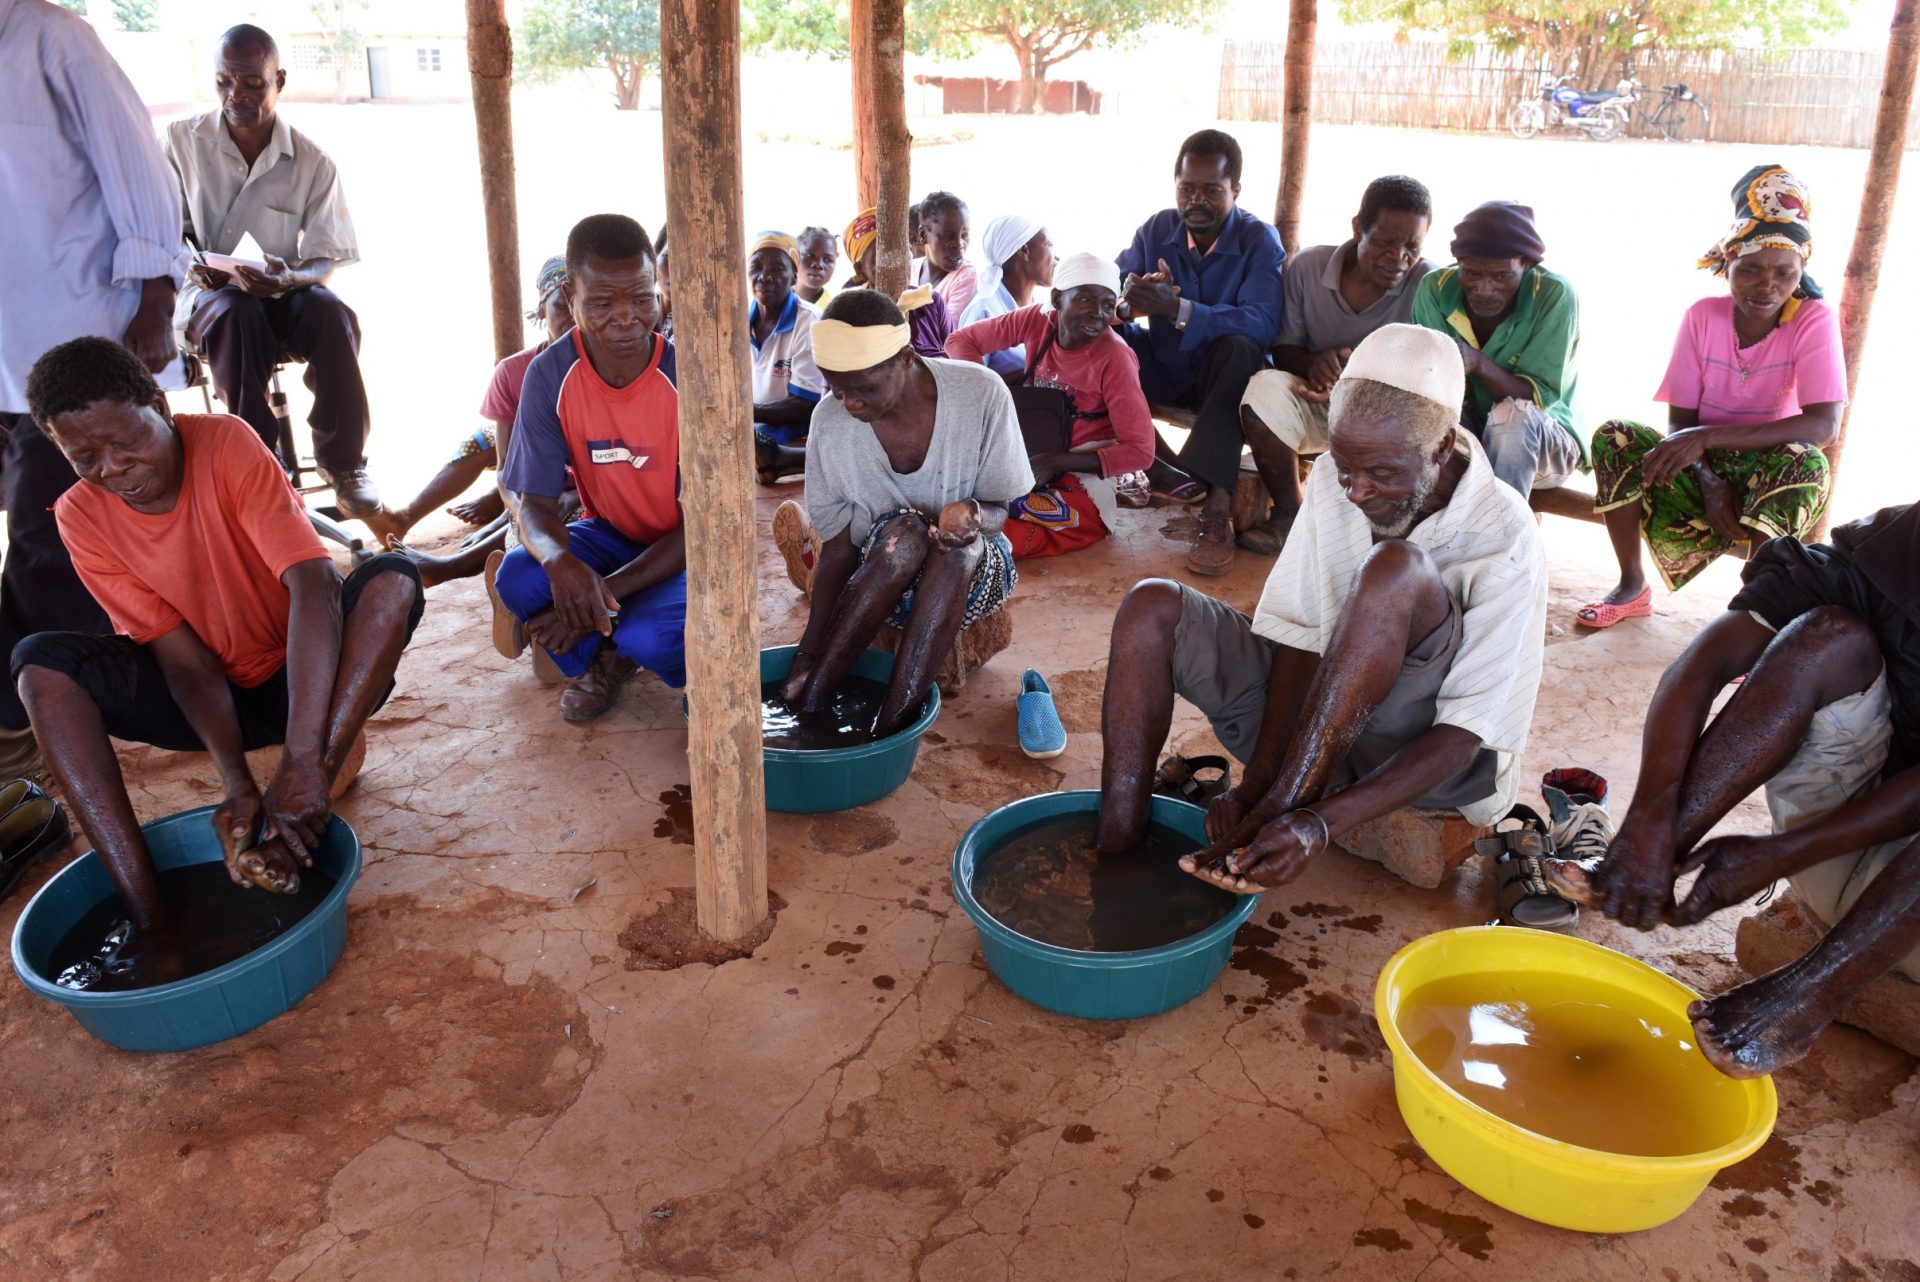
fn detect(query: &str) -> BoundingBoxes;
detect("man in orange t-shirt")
[10,338,424,948]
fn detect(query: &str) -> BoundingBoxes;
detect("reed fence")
[1218,40,1917,150]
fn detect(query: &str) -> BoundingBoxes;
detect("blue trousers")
[494,518,687,687]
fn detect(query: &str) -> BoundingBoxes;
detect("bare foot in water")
[237,835,303,895]
[1177,851,1261,895]
[1688,963,1831,1078]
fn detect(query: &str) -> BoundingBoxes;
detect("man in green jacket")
[1412,201,1582,499]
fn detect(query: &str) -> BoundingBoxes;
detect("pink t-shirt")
[479,343,545,424]
[1655,296,1846,426]
[944,304,1156,477]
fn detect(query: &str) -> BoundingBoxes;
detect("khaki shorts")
[1765,670,1920,981]
[1167,583,1499,815]
[1242,369,1331,455]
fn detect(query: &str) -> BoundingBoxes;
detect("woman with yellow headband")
[772,289,1033,737]
[1578,165,1843,628]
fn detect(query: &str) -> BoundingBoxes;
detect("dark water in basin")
[761,674,893,750]
[48,861,336,992]
[972,813,1239,952]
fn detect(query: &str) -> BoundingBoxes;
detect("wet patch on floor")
[1713,1134,1804,1199]
[1300,991,1386,1062]
[1227,922,1308,1009]
[1403,1197,1495,1261]
[654,783,694,845]
[1352,1226,1414,1252]
[806,809,900,856]
[914,742,1064,807]
[618,887,787,970]
[0,890,592,1281]
[1044,665,1108,734]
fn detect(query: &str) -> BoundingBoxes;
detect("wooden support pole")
[1274,0,1317,252]
[852,0,912,297]
[465,0,522,363]
[1825,0,1918,530]
[660,0,769,942]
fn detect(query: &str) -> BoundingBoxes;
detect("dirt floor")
[3,480,1918,1282]
[5,89,1920,1280]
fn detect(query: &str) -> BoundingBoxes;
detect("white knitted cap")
[1338,322,1464,413]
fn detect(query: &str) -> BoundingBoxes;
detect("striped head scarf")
[750,229,799,271]
[1700,164,1820,299]
[843,208,879,265]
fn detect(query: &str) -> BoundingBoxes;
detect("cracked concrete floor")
[2,491,1917,1282]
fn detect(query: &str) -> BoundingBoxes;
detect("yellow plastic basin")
[1373,927,1777,1234]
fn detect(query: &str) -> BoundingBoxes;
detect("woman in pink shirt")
[1577,166,1843,627]
[946,253,1155,558]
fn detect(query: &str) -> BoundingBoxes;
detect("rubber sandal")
[1153,753,1230,805]
[1478,803,1580,930]
[485,548,526,659]
[1573,586,1653,629]
[773,499,816,596]
[1152,479,1207,507]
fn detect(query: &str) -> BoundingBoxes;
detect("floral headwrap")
[843,208,879,265]
[750,230,799,271]
[1699,164,1820,299]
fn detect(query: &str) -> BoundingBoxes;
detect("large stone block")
[1337,807,1482,890]
[1734,889,1920,1058]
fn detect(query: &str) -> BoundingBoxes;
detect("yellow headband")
[813,318,911,372]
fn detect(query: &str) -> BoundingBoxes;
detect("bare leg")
[876,539,985,735]
[1241,405,1303,516]
[1184,541,1451,890]
[1670,608,1881,852]
[797,518,929,717]
[393,523,509,588]
[1592,504,1650,606]
[316,569,420,781]
[386,450,495,541]
[1096,579,1185,853]
[1691,831,1920,1077]
[1555,607,1883,914]
[18,669,164,929]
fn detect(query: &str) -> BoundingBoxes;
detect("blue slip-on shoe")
[1017,668,1068,760]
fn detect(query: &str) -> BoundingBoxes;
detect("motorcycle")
[1509,70,1641,142]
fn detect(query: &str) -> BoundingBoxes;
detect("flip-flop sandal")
[1477,803,1582,930]
[484,548,526,659]
[1573,586,1653,630]
[1151,479,1207,507]
[1152,753,1230,805]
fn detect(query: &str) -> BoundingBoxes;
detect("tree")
[309,0,368,103]
[1339,0,1853,84]
[522,0,662,111]
[111,0,158,32]
[742,0,1223,112]
[56,0,85,11]
[920,0,1224,111]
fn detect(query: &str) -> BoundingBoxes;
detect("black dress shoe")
[0,777,46,818]
[320,466,383,518]
[0,797,73,903]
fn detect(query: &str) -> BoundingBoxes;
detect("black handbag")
[1008,327,1073,464]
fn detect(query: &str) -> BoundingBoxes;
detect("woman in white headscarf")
[956,215,1055,375]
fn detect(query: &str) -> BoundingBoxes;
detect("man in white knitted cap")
[1093,323,1548,893]
[947,252,1156,559]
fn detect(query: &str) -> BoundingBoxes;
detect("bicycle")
[1645,82,1710,141]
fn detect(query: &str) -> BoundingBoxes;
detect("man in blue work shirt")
[1116,129,1285,577]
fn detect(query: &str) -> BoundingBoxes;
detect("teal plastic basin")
[10,806,361,1053]
[754,646,939,813]
[952,790,1258,1020]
